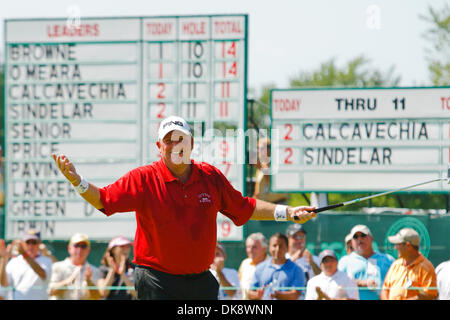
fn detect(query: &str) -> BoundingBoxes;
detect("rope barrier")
[0,285,440,292]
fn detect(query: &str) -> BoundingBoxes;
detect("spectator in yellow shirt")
[381,228,437,300]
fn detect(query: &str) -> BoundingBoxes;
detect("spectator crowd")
[0,230,135,300]
[0,223,449,300]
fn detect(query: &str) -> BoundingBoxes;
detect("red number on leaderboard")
[223,61,238,77]
[284,124,293,140]
[220,102,229,117]
[219,141,229,158]
[220,221,231,237]
[222,42,236,57]
[221,82,230,97]
[157,83,165,99]
[159,63,163,79]
[220,82,230,117]
[284,148,293,164]
[221,161,231,176]
[157,103,166,119]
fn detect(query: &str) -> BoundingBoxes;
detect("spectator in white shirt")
[0,229,53,300]
[48,233,101,300]
[305,249,359,300]
[210,243,241,300]
[436,260,450,300]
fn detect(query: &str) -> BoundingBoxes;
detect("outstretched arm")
[52,154,104,210]
[250,199,317,224]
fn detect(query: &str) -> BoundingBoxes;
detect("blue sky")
[1,0,447,94]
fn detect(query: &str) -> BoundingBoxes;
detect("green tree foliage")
[290,55,400,88]
[420,3,450,86]
[251,55,401,131]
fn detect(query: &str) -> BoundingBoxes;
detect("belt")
[136,264,210,278]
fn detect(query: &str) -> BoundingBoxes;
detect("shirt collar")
[157,158,200,185]
[250,255,269,266]
[402,253,425,268]
[350,251,378,260]
[157,158,177,182]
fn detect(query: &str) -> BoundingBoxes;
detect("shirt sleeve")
[215,167,256,226]
[381,264,393,291]
[290,264,306,290]
[304,279,317,300]
[420,265,438,299]
[40,257,53,283]
[48,262,63,291]
[90,265,102,284]
[250,266,262,289]
[337,256,348,273]
[345,277,360,300]
[99,168,145,216]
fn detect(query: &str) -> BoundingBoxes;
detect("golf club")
[294,164,450,217]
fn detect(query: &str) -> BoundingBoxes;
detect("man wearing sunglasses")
[0,229,53,300]
[48,233,101,300]
[337,224,394,300]
[381,228,437,300]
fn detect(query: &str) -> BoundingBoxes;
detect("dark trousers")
[134,265,219,300]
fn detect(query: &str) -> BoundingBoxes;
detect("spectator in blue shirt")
[338,225,394,300]
[248,233,305,300]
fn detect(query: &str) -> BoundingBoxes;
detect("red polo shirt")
[99,159,256,275]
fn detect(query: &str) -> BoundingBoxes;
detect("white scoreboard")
[4,15,248,241]
[270,87,450,192]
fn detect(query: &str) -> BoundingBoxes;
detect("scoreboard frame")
[269,86,450,194]
[3,14,249,241]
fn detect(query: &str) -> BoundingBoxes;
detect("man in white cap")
[381,228,437,300]
[0,229,53,300]
[285,224,320,284]
[48,233,101,300]
[52,115,317,300]
[338,224,394,300]
[305,249,359,300]
[344,233,353,254]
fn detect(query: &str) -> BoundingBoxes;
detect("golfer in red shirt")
[52,116,316,300]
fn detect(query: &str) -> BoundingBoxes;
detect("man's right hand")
[52,153,80,185]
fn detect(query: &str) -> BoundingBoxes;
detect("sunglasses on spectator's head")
[73,242,88,249]
[353,233,368,240]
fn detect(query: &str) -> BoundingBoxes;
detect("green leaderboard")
[4,15,248,241]
[270,87,450,193]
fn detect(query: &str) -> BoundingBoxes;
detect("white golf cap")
[388,228,420,247]
[345,233,352,244]
[349,224,372,238]
[318,249,337,264]
[69,233,90,247]
[108,236,133,250]
[158,116,191,140]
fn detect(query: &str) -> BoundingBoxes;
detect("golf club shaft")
[313,177,446,213]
